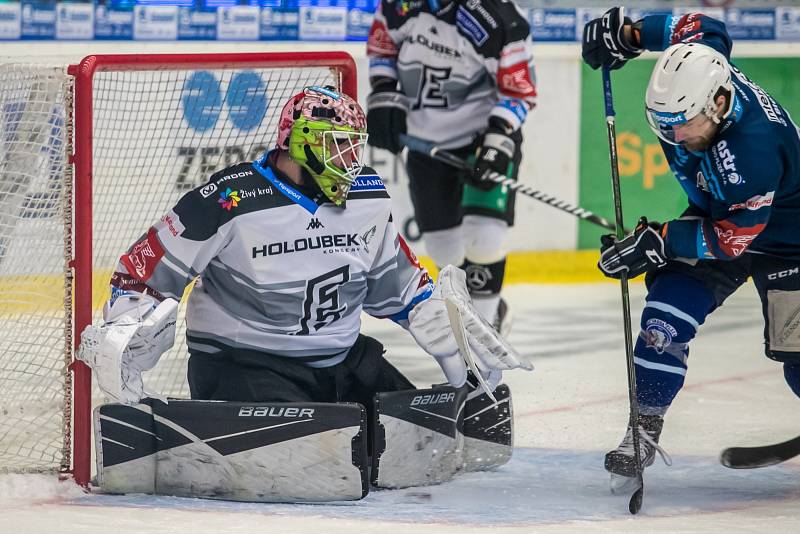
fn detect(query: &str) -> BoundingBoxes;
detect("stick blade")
[721,435,800,469]
[444,296,497,403]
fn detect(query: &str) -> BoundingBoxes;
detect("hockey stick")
[399,133,621,232]
[721,434,800,469]
[444,297,498,403]
[602,67,644,515]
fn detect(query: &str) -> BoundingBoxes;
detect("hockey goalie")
[77,86,533,502]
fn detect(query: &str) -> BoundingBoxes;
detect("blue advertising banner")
[725,8,776,40]
[530,9,576,42]
[95,2,134,39]
[56,2,94,40]
[260,6,299,40]
[0,2,21,40]
[178,4,216,40]
[2,4,800,43]
[21,1,56,40]
[347,0,375,41]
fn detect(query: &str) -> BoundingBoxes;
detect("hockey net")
[0,53,357,485]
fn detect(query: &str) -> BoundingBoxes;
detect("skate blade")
[610,473,641,495]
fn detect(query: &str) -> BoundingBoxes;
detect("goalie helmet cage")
[0,52,357,487]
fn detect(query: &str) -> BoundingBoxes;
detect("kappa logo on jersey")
[200,183,218,198]
[218,188,240,211]
[306,218,325,230]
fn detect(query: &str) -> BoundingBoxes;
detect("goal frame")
[65,52,358,487]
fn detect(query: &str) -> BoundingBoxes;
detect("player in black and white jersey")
[78,85,529,418]
[366,0,537,334]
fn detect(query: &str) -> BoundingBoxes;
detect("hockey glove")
[408,265,533,392]
[366,78,408,155]
[77,290,177,404]
[469,118,517,192]
[598,217,669,279]
[582,7,643,71]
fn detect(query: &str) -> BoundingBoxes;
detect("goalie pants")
[634,253,800,415]
[187,334,415,407]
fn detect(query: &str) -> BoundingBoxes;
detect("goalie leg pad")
[463,383,513,472]
[95,399,369,502]
[372,385,467,489]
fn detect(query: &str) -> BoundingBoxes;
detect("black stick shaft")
[603,66,644,515]
[399,133,620,232]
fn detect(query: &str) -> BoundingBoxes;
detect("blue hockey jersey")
[639,13,800,260]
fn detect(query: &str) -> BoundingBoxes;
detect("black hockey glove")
[598,217,669,279]
[582,7,643,71]
[366,79,408,155]
[469,118,517,192]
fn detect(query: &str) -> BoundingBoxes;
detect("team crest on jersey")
[644,319,677,354]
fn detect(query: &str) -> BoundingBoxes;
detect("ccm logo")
[238,406,315,418]
[411,392,455,406]
[768,268,799,280]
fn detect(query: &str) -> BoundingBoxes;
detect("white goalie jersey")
[110,151,433,368]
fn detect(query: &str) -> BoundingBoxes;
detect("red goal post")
[0,52,357,487]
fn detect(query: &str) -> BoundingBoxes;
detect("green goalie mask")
[279,86,368,206]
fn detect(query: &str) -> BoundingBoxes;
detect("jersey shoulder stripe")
[348,169,390,200]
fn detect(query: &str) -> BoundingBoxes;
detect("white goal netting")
[0,56,345,477]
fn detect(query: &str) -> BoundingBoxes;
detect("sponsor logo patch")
[728,191,774,211]
[218,187,240,211]
[456,6,488,46]
[200,182,218,198]
[121,228,165,282]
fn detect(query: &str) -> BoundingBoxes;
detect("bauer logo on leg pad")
[95,399,369,502]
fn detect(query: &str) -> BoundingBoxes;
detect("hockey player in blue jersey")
[583,7,800,487]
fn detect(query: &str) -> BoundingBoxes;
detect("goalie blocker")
[94,384,513,501]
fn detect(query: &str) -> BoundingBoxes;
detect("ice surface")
[4,282,799,533]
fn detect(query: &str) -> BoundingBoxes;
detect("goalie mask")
[276,86,368,206]
[645,43,734,146]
